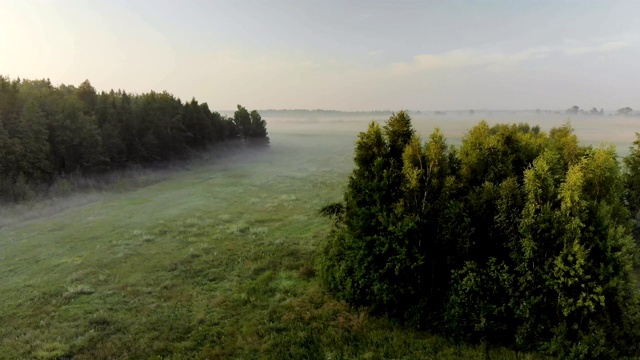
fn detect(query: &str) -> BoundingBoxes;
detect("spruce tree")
[321,115,640,358]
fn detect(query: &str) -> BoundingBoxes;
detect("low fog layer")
[0,131,353,229]
[0,144,285,228]
[265,111,638,153]
[2,111,636,228]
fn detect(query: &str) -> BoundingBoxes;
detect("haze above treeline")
[241,107,638,116]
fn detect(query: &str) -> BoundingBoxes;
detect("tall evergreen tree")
[233,105,252,139]
[321,114,640,359]
[76,79,98,114]
[623,133,640,241]
[249,109,269,144]
[0,76,268,202]
[17,100,52,181]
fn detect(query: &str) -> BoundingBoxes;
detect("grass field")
[2,116,622,359]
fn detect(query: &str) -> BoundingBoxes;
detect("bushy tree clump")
[320,112,640,359]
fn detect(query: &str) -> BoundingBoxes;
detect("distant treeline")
[260,108,640,117]
[0,76,269,202]
[321,112,640,359]
[258,109,397,118]
[564,105,636,116]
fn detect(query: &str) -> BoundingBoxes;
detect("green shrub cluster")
[320,111,640,358]
[0,76,269,202]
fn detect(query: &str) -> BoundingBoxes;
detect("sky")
[1,0,639,111]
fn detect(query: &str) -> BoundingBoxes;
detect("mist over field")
[2,106,640,358]
[265,110,638,151]
[3,109,636,218]
[3,110,636,229]
[4,0,640,358]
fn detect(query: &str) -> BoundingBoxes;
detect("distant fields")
[2,114,633,359]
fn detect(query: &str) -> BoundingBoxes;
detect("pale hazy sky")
[2,0,639,111]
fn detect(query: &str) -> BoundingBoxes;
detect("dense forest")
[0,76,269,202]
[320,112,640,359]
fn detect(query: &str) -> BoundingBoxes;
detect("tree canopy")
[0,76,269,202]
[320,112,640,359]
[618,107,634,116]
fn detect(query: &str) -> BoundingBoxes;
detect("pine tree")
[0,76,267,202]
[76,79,98,115]
[17,100,53,181]
[249,110,269,144]
[233,105,252,139]
[320,117,640,358]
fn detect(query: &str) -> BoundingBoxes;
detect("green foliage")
[321,112,640,359]
[76,79,98,114]
[624,133,640,241]
[234,105,270,144]
[18,100,53,181]
[0,76,269,202]
[318,202,344,223]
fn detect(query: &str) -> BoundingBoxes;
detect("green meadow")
[0,123,596,359]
